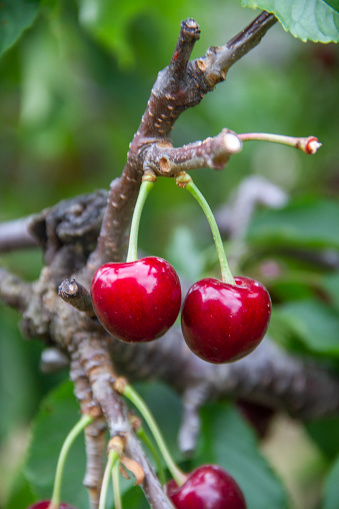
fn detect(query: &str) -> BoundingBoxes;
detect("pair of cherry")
[91,255,271,364]
[28,464,246,509]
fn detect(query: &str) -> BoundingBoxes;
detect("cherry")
[27,501,76,509]
[91,256,181,343]
[181,276,271,363]
[167,464,247,509]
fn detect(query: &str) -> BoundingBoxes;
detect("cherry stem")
[112,455,122,509]
[136,426,166,485]
[238,132,322,154]
[49,414,93,509]
[175,172,235,285]
[122,383,187,487]
[126,177,155,263]
[99,449,120,509]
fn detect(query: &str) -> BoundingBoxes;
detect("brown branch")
[70,354,105,509]
[143,129,242,176]
[72,334,175,509]
[106,327,339,453]
[87,12,277,268]
[202,11,278,88]
[168,18,201,80]
[0,217,39,252]
[87,168,142,268]
[0,267,32,311]
[58,278,95,317]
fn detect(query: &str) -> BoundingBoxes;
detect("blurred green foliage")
[0,1,339,508]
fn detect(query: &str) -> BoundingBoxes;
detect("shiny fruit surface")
[167,465,247,509]
[181,276,271,363]
[91,256,181,343]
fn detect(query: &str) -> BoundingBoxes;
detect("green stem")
[237,132,321,154]
[112,456,122,509]
[183,177,235,285]
[50,414,93,508]
[99,450,119,509]
[126,179,155,263]
[136,426,166,485]
[122,384,187,487]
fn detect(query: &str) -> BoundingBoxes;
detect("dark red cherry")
[167,465,247,509]
[91,256,181,343]
[181,276,271,363]
[26,501,77,509]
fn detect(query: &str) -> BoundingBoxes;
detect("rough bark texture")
[1,11,339,509]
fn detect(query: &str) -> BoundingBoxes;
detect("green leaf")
[306,416,339,459]
[323,0,339,14]
[323,271,339,312]
[194,402,290,509]
[4,471,35,509]
[274,299,339,356]
[166,226,205,282]
[24,381,89,509]
[121,485,150,509]
[0,0,40,57]
[323,453,339,509]
[247,197,339,249]
[241,0,339,43]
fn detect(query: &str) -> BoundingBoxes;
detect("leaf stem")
[50,414,93,509]
[122,383,187,487]
[175,173,235,284]
[126,177,156,263]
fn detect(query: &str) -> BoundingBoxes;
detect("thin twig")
[58,278,95,317]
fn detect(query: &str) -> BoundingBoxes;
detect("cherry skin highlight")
[91,256,181,343]
[181,276,271,363]
[167,465,247,509]
[27,502,77,509]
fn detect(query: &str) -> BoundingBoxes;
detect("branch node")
[58,278,95,317]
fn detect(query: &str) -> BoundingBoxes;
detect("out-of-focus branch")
[0,217,39,252]
[215,175,288,239]
[107,328,339,453]
[0,267,32,311]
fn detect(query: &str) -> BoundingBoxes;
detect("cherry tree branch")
[72,334,175,509]
[0,267,32,311]
[0,12,332,508]
[70,354,106,509]
[201,11,277,88]
[143,130,242,176]
[58,278,95,317]
[87,12,277,268]
[0,217,39,252]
